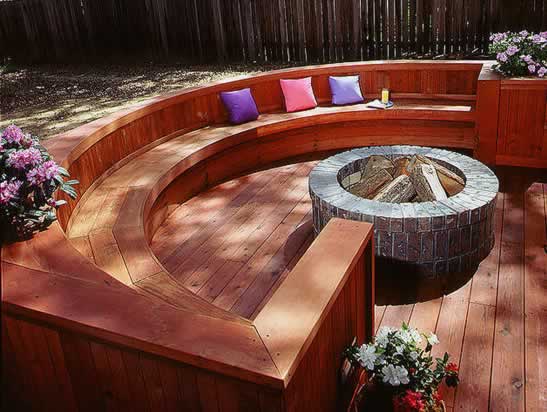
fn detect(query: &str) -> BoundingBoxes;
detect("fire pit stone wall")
[309,146,499,276]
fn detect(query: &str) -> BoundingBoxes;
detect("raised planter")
[475,68,547,169]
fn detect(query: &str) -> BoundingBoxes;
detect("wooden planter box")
[476,68,547,169]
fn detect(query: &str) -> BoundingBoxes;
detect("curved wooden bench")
[2,60,492,411]
[61,101,475,317]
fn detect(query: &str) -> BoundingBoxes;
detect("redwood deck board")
[161,166,292,277]
[432,280,472,407]
[468,192,504,306]
[490,191,526,412]
[377,304,414,329]
[181,163,312,293]
[524,183,547,412]
[454,302,496,412]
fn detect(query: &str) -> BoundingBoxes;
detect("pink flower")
[538,67,547,77]
[7,148,42,170]
[528,65,537,73]
[0,180,22,205]
[2,125,25,144]
[26,160,60,185]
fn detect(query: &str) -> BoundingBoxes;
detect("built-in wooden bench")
[2,61,496,411]
[63,99,476,319]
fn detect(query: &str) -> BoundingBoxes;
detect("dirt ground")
[0,62,290,139]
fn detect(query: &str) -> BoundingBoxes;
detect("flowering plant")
[490,30,547,77]
[1,125,77,243]
[345,323,459,411]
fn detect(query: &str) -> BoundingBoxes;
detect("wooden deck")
[153,163,546,411]
[151,162,317,319]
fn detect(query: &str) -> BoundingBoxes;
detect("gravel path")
[0,62,290,139]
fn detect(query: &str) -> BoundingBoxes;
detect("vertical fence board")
[0,0,544,63]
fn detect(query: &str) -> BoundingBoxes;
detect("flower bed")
[490,30,547,77]
[0,125,77,243]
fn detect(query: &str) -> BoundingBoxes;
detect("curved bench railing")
[2,60,497,411]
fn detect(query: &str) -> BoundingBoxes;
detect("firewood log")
[410,164,448,201]
[392,156,411,177]
[373,175,416,203]
[362,155,394,180]
[415,155,464,196]
[349,169,393,199]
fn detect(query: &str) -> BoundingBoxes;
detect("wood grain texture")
[254,219,374,383]
[523,183,547,412]
[496,78,547,168]
[475,65,501,164]
[490,192,525,412]
[454,302,496,411]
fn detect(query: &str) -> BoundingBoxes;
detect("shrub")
[0,125,77,243]
[490,30,547,77]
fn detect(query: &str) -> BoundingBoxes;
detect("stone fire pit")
[309,146,499,277]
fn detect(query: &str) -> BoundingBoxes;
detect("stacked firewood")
[349,155,464,203]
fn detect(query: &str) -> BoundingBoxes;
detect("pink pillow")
[279,77,318,112]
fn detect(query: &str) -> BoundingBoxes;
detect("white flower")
[409,328,422,344]
[375,326,393,347]
[409,351,419,360]
[427,333,440,346]
[381,364,410,386]
[397,329,413,344]
[357,344,378,371]
[397,326,422,345]
[395,345,404,355]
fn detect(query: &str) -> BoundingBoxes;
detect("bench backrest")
[47,61,484,229]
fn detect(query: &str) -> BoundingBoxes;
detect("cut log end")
[410,163,448,201]
[373,174,416,203]
[415,155,464,196]
[349,169,393,198]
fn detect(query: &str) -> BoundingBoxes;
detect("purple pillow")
[220,88,259,124]
[329,75,364,105]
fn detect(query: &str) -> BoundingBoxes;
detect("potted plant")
[0,125,78,244]
[345,323,459,412]
[489,30,547,77]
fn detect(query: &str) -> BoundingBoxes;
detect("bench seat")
[61,99,475,318]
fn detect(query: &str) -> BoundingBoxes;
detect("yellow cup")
[381,88,390,104]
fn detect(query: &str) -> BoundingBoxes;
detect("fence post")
[475,64,502,165]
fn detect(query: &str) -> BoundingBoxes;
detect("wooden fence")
[1,0,546,63]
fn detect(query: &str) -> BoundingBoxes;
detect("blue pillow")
[220,88,259,124]
[328,75,364,105]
